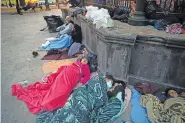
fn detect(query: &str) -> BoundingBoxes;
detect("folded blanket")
[40,34,72,51]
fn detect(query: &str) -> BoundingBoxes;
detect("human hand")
[76,83,83,88]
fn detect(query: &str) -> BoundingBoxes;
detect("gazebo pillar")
[128,0,148,26]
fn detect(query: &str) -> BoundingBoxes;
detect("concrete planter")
[63,9,185,90]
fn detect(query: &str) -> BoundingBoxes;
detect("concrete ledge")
[61,8,185,89]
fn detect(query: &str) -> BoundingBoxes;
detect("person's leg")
[45,37,58,41]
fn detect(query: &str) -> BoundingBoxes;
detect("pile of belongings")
[43,15,64,33]
[166,23,185,34]
[109,7,131,23]
[85,6,114,29]
[154,19,185,34]
[130,82,185,123]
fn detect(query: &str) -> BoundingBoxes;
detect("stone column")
[128,0,148,26]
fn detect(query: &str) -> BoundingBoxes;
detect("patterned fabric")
[166,23,185,34]
[154,19,169,30]
[156,0,174,11]
[140,94,185,123]
[36,75,108,123]
[90,98,123,123]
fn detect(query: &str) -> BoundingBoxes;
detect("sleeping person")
[36,75,126,123]
[12,56,90,114]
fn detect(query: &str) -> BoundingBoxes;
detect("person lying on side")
[36,75,125,123]
[12,56,91,114]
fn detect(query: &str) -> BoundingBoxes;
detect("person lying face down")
[56,16,73,36]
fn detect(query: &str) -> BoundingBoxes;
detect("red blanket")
[12,63,82,114]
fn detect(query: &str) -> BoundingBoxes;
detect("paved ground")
[1,9,62,123]
[1,9,132,123]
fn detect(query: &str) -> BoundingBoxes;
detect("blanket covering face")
[36,75,108,123]
[36,75,123,123]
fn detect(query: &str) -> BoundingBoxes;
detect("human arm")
[56,24,66,32]
[59,23,73,35]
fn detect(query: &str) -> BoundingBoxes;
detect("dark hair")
[107,85,125,101]
[165,88,177,96]
[72,24,82,43]
[79,56,89,63]
[105,75,126,89]
[105,75,115,81]
[70,20,74,24]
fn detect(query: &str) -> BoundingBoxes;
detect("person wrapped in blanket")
[40,16,74,50]
[36,74,126,123]
[11,56,90,114]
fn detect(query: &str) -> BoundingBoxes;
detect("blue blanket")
[40,34,72,50]
[130,88,150,123]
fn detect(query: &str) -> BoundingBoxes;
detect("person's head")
[105,75,115,89]
[165,88,178,97]
[107,84,125,101]
[105,75,126,89]
[80,56,88,64]
[65,16,71,24]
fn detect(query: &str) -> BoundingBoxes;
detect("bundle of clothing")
[36,75,125,123]
[70,7,87,18]
[166,23,185,34]
[151,15,185,34]
[109,7,130,23]
[85,6,114,29]
[130,82,185,123]
[154,20,185,34]
[43,15,64,33]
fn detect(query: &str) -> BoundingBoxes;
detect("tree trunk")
[45,0,51,11]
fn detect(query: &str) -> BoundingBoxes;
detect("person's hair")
[165,88,177,96]
[105,75,115,82]
[105,75,126,89]
[70,20,74,24]
[79,56,89,63]
[107,85,125,101]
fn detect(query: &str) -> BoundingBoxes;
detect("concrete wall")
[64,10,185,90]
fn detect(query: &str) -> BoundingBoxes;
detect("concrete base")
[128,11,148,26]
[64,8,185,90]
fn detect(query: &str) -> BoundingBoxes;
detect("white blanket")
[85,6,114,29]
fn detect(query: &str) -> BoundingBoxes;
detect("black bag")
[43,15,64,33]
[145,1,159,19]
[86,53,98,73]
